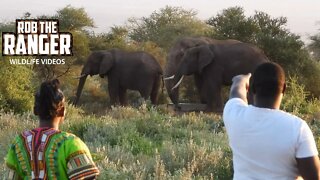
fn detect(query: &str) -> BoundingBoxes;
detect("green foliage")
[0,106,232,179]
[128,6,211,50]
[54,5,93,64]
[298,56,320,96]
[282,76,320,115]
[0,21,15,33]
[35,6,93,101]
[133,41,166,67]
[1,98,320,178]
[309,31,320,60]
[88,26,130,52]
[55,5,94,31]
[207,7,303,68]
[207,7,257,43]
[72,31,91,63]
[0,58,35,113]
[72,76,108,107]
[207,6,320,97]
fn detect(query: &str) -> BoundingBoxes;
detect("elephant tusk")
[74,74,87,79]
[171,76,184,90]
[163,75,175,80]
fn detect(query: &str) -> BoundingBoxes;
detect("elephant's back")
[138,52,163,74]
[212,43,269,85]
[117,51,162,75]
[90,50,110,59]
[207,39,241,45]
[213,42,268,62]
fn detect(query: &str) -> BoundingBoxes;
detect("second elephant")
[74,49,163,106]
[170,41,269,112]
[164,37,240,104]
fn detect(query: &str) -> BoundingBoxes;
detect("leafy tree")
[128,6,211,49]
[207,7,320,97]
[55,5,94,31]
[309,31,320,60]
[0,6,96,112]
[33,6,94,87]
[88,26,129,52]
[207,7,257,43]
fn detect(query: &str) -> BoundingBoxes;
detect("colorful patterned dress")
[5,127,100,179]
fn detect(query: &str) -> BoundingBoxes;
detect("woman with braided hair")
[5,79,100,180]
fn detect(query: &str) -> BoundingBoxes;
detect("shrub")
[282,76,320,115]
[0,58,35,113]
[2,102,319,179]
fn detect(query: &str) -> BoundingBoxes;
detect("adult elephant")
[170,41,269,112]
[164,37,240,104]
[74,49,163,106]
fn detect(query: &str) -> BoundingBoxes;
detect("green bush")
[282,76,320,115]
[0,58,35,113]
[2,100,320,179]
[0,106,233,179]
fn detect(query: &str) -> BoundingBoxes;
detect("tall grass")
[0,105,232,179]
[1,77,320,179]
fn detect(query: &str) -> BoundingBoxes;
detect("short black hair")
[250,62,285,98]
[34,79,65,121]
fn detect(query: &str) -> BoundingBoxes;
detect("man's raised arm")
[229,73,251,103]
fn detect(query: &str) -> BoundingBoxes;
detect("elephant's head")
[74,51,114,105]
[164,37,214,104]
[171,45,214,90]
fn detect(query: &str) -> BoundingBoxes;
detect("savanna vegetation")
[1,5,320,179]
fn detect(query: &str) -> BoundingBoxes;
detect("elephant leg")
[119,88,128,106]
[169,87,179,105]
[139,86,152,102]
[210,84,223,112]
[203,81,223,112]
[108,82,120,106]
[194,74,206,104]
[150,76,161,105]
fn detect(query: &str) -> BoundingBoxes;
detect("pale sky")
[1,0,320,43]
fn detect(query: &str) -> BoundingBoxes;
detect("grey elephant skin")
[164,37,240,105]
[168,38,269,112]
[74,49,163,106]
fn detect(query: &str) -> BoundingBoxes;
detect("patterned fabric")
[5,127,100,180]
[6,169,18,180]
[67,152,100,180]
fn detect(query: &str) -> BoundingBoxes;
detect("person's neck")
[253,95,282,110]
[39,118,60,130]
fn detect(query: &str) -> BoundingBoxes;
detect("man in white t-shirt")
[223,62,320,179]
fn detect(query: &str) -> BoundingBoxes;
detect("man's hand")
[229,73,251,103]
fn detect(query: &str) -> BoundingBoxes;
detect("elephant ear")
[99,53,114,76]
[198,45,214,73]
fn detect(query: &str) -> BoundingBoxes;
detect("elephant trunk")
[74,74,88,106]
[166,73,184,105]
[167,80,179,104]
[164,74,180,104]
[164,51,185,104]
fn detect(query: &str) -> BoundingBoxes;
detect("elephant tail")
[161,75,164,94]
